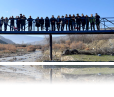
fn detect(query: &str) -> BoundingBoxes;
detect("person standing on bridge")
[68,14,72,31]
[35,17,40,31]
[39,17,44,31]
[89,14,95,31]
[76,14,81,31]
[10,16,15,31]
[61,16,65,31]
[81,14,86,31]
[65,14,68,31]
[20,14,23,31]
[50,15,56,31]
[27,16,33,31]
[4,17,9,31]
[56,16,61,31]
[85,15,89,31]
[16,16,20,31]
[95,13,100,30]
[0,17,4,31]
[45,17,50,31]
[21,15,26,31]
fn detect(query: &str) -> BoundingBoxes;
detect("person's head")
[20,14,22,16]
[77,14,79,16]
[23,15,25,17]
[65,14,68,17]
[41,17,43,19]
[52,15,54,18]
[17,16,19,18]
[91,14,93,17]
[73,14,75,17]
[62,16,64,18]
[57,16,60,18]
[12,16,13,18]
[82,14,84,17]
[5,17,7,19]
[1,17,3,19]
[29,16,31,18]
[46,17,48,19]
[37,17,39,19]
[95,13,98,16]
[69,14,71,17]
[85,15,88,17]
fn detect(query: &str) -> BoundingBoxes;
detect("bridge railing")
[0,17,114,31]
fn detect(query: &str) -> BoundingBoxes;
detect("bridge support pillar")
[49,34,52,83]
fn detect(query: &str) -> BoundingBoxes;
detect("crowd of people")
[0,13,100,31]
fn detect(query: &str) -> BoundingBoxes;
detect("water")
[0,65,42,79]
[0,50,42,62]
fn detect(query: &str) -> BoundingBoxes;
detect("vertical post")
[103,18,106,30]
[49,34,52,83]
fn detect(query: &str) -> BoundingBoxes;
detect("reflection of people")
[89,14,95,31]
[0,17,4,31]
[35,17,40,31]
[95,13,100,30]
[27,16,33,31]
[45,17,50,31]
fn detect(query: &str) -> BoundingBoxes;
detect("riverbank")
[0,50,42,62]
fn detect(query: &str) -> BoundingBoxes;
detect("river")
[0,50,42,62]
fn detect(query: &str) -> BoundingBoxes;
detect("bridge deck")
[0,30,114,34]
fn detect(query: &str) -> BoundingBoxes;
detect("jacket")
[27,18,33,25]
[56,18,61,24]
[60,18,65,24]
[0,19,3,25]
[95,15,100,24]
[81,16,86,24]
[39,19,44,25]
[45,18,50,27]
[89,16,95,23]
[50,18,56,24]
[4,19,9,25]
[76,16,81,24]
[35,19,40,27]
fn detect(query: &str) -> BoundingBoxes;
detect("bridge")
[0,17,114,61]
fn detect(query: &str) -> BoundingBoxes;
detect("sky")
[0,0,114,38]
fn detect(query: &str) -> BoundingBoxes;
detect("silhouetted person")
[65,14,68,31]
[76,14,81,31]
[16,16,20,31]
[72,14,75,30]
[27,16,33,31]
[0,17,4,31]
[95,13,100,30]
[20,14,23,31]
[85,15,89,31]
[50,15,56,31]
[81,14,86,31]
[89,14,95,31]
[56,16,61,31]
[21,15,26,31]
[10,16,14,31]
[68,14,72,31]
[39,17,44,31]
[61,16,65,31]
[45,17,50,31]
[4,17,9,31]
[35,17,40,31]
